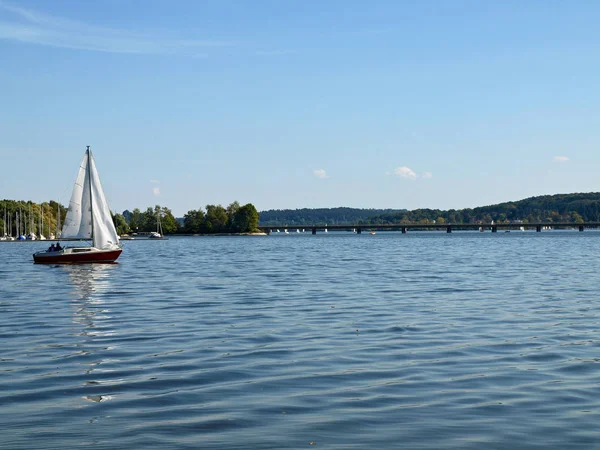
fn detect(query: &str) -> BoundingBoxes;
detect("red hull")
[33,249,122,264]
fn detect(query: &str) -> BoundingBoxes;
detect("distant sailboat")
[149,209,165,239]
[7,209,14,240]
[1,206,6,241]
[33,146,122,263]
[17,209,25,240]
[27,204,37,240]
[39,206,46,240]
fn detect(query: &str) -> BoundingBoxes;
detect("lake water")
[2,232,600,449]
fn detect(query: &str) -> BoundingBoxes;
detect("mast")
[87,146,95,245]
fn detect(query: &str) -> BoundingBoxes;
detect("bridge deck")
[260,223,600,232]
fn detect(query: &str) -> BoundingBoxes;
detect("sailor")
[55,242,63,251]
[48,244,56,252]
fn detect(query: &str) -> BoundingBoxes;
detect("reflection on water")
[60,264,123,403]
[64,264,118,336]
[63,263,117,301]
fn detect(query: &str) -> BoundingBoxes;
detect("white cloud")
[313,169,329,179]
[393,166,417,180]
[422,172,433,179]
[152,187,160,196]
[553,156,569,163]
[0,1,230,54]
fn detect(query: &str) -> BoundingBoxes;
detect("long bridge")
[260,223,600,234]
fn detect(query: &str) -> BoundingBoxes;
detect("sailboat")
[39,206,46,240]
[33,146,122,263]
[7,210,14,240]
[27,204,37,240]
[17,209,25,240]
[1,206,6,241]
[148,209,165,239]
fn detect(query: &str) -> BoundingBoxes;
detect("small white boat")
[39,207,46,240]
[148,209,166,239]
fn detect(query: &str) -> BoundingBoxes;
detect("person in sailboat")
[55,242,63,251]
[48,243,56,252]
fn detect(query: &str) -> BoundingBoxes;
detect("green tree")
[160,207,179,234]
[226,201,241,231]
[129,208,142,232]
[234,203,259,232]
[205,204,228,233]
[112,213,130,235]
[140,207,156,232]
[183,209,205,233]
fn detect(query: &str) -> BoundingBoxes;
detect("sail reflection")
[59,264,124,402]
[60,263,118,334]
[62,263,117,302]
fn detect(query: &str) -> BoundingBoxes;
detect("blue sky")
[1,1,599,216]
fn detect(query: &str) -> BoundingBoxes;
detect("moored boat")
[33,146,122,264]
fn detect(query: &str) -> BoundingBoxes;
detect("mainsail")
[60,149,120,250]
[88,151,120,249]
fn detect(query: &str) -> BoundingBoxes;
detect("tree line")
[122,201,259,235]
[0,200,66,237]
[358,193,600,225]
[2,199,259,237]
[181,201,259,234]
[6,192,600,237]
[258,207,406,226]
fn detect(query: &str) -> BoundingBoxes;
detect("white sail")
[88,151,120,249]
[60,149,120,250]
[61,153,93,240]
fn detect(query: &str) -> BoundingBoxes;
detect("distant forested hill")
[258,207,406,226]
[359,193,600,225]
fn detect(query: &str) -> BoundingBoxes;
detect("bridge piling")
[446,226,452,233]
[579,225,584,232]
[536,225,542,232]
[312,227,317,235]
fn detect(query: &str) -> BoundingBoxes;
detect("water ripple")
[2,233,600,448]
